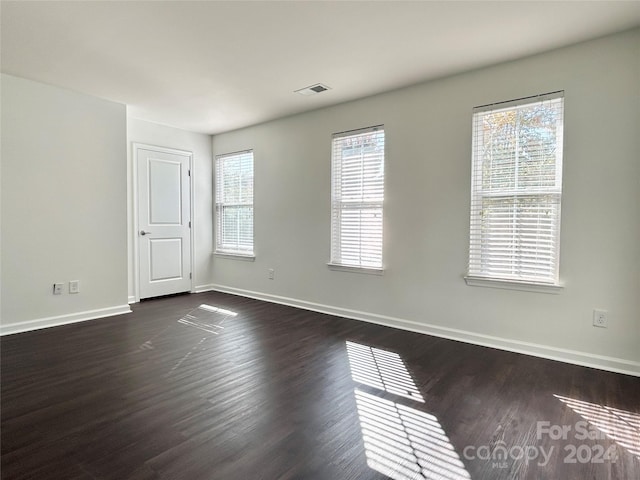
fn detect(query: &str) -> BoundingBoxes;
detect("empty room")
[1,1,639,479]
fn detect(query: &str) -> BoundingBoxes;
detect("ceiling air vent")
[295,83,331,96]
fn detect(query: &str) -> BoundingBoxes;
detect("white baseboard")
[128,295,136,304]
[194,284,216,294]
[0,305,132,336]
[207,284,640,377]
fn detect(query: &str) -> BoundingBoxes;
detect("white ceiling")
[2,1,639,135]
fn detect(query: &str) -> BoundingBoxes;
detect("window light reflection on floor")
[555,394,640,457]
[168,305,238,375]
[177,304,236,335]
[197,304,238,316]
[166,337,207,377]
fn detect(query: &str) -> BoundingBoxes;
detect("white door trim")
[132,143,194,303]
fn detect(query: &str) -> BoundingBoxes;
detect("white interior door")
[137,146,192,299]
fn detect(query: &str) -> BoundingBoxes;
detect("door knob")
[140,230,152,236]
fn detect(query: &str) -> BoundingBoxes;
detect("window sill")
[214,252,255,261]
[464,275,563,294]
[328,263,384,275]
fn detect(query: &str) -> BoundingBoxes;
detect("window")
[467,92,564,287]
[330,126,385,271]
[215,150,254,257]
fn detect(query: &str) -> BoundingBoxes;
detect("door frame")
[132,143,194,303]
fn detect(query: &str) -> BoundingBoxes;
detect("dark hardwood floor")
[2,292,639,480]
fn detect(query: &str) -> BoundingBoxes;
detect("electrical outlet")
[53,283,64,295]
[593,309,608,328]
[69,280,80,294]
[268,268,275,280]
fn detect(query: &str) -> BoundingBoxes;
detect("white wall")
[1,74,129,332]
[210,29,640,374]
[126,117,213,300]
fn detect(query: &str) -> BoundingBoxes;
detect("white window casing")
[215,150,254,257]
[330,126,385,272]
[467,92,564,289]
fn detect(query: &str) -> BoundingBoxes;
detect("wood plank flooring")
[2,292,639,480]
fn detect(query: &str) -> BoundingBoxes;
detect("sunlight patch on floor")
[555,394,640,457]
[355,389,471,480]
[346,341,424,402]
[347,341,471,480]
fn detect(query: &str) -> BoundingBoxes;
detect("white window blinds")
[331,126,385,270]
[215,150,254,256]
[468,92,564,285]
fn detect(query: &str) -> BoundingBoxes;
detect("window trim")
[329,125,385,272]
[464,275,564,294]
[213,252,256,261]
[327,263,384,275]
[467,91,564,289]
[214,149,255,257]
